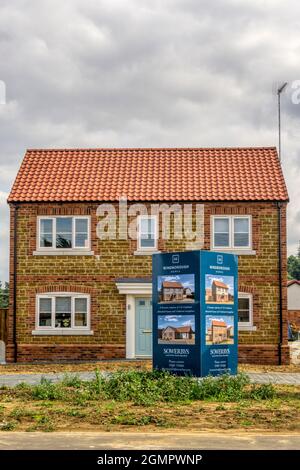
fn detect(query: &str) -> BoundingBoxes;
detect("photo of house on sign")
[205,316,234,345]
[205,275,234,305]
[158,274,195,303]
[157,315,195,345]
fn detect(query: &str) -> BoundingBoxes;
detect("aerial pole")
[277,82,288,162]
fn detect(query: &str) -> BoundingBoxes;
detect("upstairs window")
[137,215,158,251]
[212,216,251,250]
[38,216,90,250]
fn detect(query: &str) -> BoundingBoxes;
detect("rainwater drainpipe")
[277,201,283,365]
[13,204,19,363]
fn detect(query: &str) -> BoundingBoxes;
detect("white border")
[116,282,152,358]
[238,292,256,330]
[211,215,255,254]
[37,216,91,253]
[33,292,93,335]
[137,215,158,252]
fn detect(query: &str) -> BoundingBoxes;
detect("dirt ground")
[0,360,300,374]
[0,385,299,433]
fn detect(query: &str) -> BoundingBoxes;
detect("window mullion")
[71,296,75,328]
[52,297,55,329]
[73,218,76,249]
[53,218,56,249]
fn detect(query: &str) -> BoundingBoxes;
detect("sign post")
[152,250,238,377]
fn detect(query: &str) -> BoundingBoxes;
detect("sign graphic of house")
[161,325,194,340]
[205,287,212,302]
[161,281,184,301]
[211,280,229,302]
[210,320,228,343]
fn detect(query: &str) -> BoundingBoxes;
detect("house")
[6,147,289,364]
[212,280,229,302]
[205,288,212,302]
[206,327,212,342]
[161,281,184,301]
[161,326,194,341]
[211,320,228,344]
[287,280,300,330]
[227,325,234,339]
[184,287,192,297]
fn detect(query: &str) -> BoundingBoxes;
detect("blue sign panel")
[152,250,238,377]
[200,251,238,376]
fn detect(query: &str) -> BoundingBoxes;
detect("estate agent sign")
[152,250,238,377]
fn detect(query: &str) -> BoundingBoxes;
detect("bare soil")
[0,360,300,374]
[0,385,299,433]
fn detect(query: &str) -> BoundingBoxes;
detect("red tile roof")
[8,147,289,203]
[288,280,300,287]
[212,320,227,327]
[162,281,183,289]
[212,280,229,289]
[163,326,194,333]
[175,326,194,333]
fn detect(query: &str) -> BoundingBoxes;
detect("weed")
[31,378,65,401]
[61,374,83,388]
[248,383,276,400]
[0,420,17,431]
[215,404,226,411]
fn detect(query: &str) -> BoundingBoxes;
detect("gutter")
[13,204,19,362]
[277,201,283,365]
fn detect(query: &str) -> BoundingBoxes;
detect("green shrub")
[61,374,83,388]
[31,378,65,401]
[248,383,276,400]
[192,373,250,402]
[9,370,276,405]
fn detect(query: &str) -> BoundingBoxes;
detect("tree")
[0,282,9,308]
[287,255,300,280]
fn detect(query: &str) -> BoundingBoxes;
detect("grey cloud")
[0,0,300,281]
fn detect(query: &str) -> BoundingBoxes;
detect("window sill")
[33,250,94,256]
[32,329,94,336]
[211,248,256,256]
[238,325,257,331]
[134,250,161,256]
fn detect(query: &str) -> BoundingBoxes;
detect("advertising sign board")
[152,250,238,376]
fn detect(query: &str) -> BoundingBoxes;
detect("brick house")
[211,280,229,302]
[161,281,184,301]
[210,320,228,343]
[161,326,194,341]
[6,147,289,364]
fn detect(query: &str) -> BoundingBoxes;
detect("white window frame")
[238,292,254,329]
[33,292,92,335]
[37,216,91,252]
[211,215,252,251]
[137,215,158,252]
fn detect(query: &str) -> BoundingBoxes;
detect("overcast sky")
[0,0,299,283]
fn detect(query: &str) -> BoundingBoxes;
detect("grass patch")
[12,371,278,405]
[0,370,299,433]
